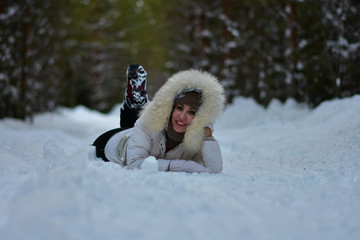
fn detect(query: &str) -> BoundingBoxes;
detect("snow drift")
[1,95,359,240]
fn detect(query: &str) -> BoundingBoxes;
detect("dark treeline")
[1,0,359,119]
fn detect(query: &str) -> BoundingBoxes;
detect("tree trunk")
[20,2,32,119]
[221,0,235,101]
[286,2,299,101]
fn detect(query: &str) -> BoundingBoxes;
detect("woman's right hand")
[205,127,212,138]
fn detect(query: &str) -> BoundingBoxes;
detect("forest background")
[1,0,359,119]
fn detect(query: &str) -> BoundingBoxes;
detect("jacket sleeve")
[125,119,170,170]
[201,137,223,173]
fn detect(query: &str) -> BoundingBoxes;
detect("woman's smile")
[175,120,185,126]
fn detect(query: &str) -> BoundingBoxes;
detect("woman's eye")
[189,110,196,116]
[176,105,183,111]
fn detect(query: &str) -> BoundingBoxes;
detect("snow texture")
[1,95,360,240]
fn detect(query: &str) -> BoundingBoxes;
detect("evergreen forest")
[1,0,359,119]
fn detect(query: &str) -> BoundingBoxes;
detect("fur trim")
[140,69,225,152]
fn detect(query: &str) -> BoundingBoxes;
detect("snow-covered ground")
[1,95,359,240]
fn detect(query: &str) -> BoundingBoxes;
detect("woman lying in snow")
[93,64,225,173]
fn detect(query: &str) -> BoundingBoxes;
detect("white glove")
[169,160,211,173]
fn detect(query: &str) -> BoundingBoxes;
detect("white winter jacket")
[105,69,225,173]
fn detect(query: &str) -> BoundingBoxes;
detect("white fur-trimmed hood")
[140,69,225,152]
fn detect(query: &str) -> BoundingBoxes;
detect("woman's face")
[171,104,196,133]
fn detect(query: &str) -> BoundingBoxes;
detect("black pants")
[120,102,140,129]
[92,104,140,162]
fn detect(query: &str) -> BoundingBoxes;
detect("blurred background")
[1,0,359,120]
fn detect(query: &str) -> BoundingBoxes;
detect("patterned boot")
[120,64,149,128]
[124,64,148,109]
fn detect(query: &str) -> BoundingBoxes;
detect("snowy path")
[1,96,359,240]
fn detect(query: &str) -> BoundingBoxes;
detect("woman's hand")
[205,127,212,138]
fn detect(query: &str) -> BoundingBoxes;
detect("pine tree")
[0,0,64,119]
